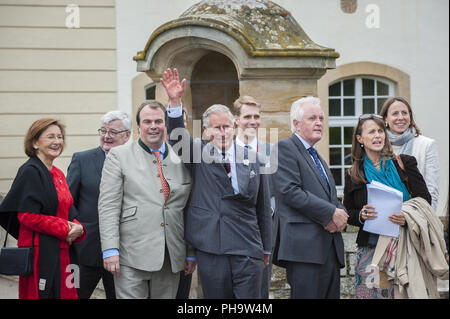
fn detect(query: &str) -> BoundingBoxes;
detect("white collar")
[213,143,234,161]
[295,133,314,150]
[235,136,258,150]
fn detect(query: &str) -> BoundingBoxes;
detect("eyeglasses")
[359,114,383,120]
[97,128,128,137]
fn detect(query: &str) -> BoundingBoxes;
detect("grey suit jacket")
[256,141,278,250]
[67,147,105,267]
[167,115,271,260]
[273,134,345,267]
[98,141,192,273]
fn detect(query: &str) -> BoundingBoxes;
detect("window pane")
[344,126,354,145]
[377,81,389,96]
[343,79,355,96]
[344,147,352,165]
[362,79,374,96]
[329,127,341,145]
[330,147,342,165]
[343,99,355,116]
[329,82,341,96]
[377,98,387,114]
[363,98,375,114]
[331,168,342,186]
[329,99,341,116]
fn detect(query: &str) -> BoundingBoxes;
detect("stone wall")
[268,225,359,299]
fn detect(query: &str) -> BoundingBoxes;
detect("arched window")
[328,76,394,191]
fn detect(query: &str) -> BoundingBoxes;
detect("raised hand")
[160,68,186,107]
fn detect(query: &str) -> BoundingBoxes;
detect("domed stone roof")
[134,0,339,60]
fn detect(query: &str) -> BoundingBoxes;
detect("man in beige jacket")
[98,101,194,299]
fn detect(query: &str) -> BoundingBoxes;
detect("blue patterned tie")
[308,147,330,190]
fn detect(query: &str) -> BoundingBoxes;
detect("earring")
[385,123,389,128]
[360,144,364,148]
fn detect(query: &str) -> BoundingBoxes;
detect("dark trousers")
[77,264,116,299]
[196,250,263,299]
[286,243,340,299]
[261,254,273,299]
[176,272,192,299]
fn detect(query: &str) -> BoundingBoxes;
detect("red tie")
[152,151,170,202]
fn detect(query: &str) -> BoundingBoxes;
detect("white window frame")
[328,76,395,196]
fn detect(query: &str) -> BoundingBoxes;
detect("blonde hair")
[233,96,261,116]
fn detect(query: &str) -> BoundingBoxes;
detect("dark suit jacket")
[256,141,278,250]
[343,154,431,247]
[273,134,345,267]
[66,147,105,267]
[167,114,271,260]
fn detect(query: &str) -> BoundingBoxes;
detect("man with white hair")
[273,96,348,299]
[67,110,131,299]
[162,68,272,299]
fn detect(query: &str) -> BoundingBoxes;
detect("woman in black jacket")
[343,114,431,299]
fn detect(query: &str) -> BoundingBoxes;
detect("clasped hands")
[324,208,348,233]
[66,221,84,245]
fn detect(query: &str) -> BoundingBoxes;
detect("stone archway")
[134,0,339,142]
[191,51,239,121]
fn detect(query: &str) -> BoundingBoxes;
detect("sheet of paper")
[362,181,403,238]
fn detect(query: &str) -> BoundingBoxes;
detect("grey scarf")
[387,127,416,155]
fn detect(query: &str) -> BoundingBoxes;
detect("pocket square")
[249,170,256,179]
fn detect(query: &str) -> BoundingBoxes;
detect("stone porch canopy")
[134,0,339,80]
[133,0,340,143]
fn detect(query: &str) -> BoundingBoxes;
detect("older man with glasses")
[66,110,131,299]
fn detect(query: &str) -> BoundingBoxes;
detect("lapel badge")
[249,170,256,178]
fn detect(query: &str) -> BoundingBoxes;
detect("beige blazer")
[98,140,192,273]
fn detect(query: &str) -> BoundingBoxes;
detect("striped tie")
[152,151,170,202]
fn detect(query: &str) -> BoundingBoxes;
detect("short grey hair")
[290,96,321,133]
[202,104,234,128]
[101,110,132,131]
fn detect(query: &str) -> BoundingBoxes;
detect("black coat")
[0,157,62,298]
[343,154,431,247]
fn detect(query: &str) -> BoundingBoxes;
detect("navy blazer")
[66,147,105,267]
[273,134,345,267]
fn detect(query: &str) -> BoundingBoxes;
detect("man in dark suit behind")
[232,96,278,299]
[273,96,348,299]
[67,110,131,299]
[162,68,272,299]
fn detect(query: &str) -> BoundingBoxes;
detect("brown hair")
[379,97,421,136]
[136,100,166,126]
[347,115,395,185]
[233,96,261,116]
[24,118,66,157]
